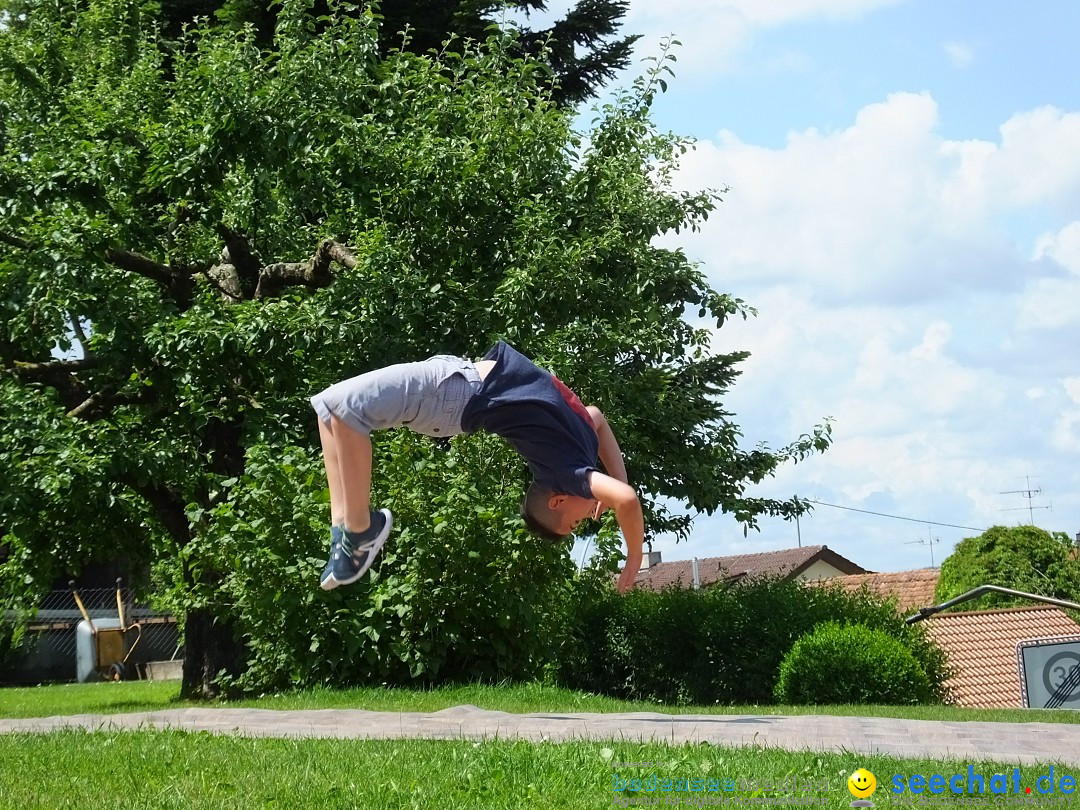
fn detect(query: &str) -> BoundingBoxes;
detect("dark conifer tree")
[150,0,638,106]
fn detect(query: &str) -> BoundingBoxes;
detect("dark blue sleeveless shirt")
[461,342,598,497]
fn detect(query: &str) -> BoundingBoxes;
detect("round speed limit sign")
[1042,650,1080,705]
[1019,638,1080,709]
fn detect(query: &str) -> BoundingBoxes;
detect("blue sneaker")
[319,525,344,589]
[320,509,393,590]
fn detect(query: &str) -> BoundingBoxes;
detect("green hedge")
[774,621,933,704]
[555,577,948,705]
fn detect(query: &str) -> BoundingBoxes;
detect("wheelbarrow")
[71,578,143,681]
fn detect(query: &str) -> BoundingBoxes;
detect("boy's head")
[521,482,597,543]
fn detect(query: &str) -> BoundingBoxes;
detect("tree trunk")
[180,606,246,699]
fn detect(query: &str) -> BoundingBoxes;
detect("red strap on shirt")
[551,374,596,432]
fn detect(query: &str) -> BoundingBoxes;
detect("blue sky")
[651,0,1080,148]
[541,0,1080,575]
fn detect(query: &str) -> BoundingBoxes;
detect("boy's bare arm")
[586,406,628,485]
[588,471,644,594]
[585,406,641,592]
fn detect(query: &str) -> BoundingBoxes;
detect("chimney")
[640,550,662,570]
[691,557,700,590]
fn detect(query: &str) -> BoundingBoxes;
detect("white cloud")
[943,41,975,69]
[852,321,984,415]
[626,6,753,75]
[1034,220,1080,275]
[668,93,1080,305]
[1055,378,1080,453]
[934,108,1080,218]
[622,0,906,77]
[1017,221,1080,330]
[1016,279,1080,331]
[988,107,1080,209]
[656,91,1080,569]
[629,0,905,28]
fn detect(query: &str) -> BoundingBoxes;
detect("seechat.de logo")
[848,768,877,807]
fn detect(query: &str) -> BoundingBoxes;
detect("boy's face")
[548,494,600,536]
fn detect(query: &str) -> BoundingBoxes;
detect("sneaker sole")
[320,510,393,590]
[319,565,335,589]
[318,529,343,589]
[320,562,338,590]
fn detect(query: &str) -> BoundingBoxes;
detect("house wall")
[795,560,846,581]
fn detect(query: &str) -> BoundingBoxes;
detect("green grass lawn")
[2,679,1079,724]
[1,682,1077,808]
[0,731,1068,810]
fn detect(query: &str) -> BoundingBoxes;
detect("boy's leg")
[317,417,346,527]
[316,414,389,589]
[328,413,373,533]
[310,354,479,588]
[312,360,414,537]
[316,418,347,588]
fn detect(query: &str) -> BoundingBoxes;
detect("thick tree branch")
[66,386,156,422]
[0,231,32,250]
[204,264,245,301]
[215,225,261,290]
[104,248,175,285]
[68,312,89,348]
[255,239,357,299]
[103,237,353,305]
[66,389,113,420]
[11,357,98,380]
[105,248,196,308]
[12,363,90,415]
[10,357,156,421]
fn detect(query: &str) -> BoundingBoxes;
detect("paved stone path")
[0,706,1073,765]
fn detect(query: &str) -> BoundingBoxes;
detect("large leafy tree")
[146,0,639,107]
[936,525,1080,611]
[0,0,830,696]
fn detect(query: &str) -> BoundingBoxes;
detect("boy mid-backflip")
[310,340,643,593]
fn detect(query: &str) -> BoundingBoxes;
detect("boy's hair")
[520,483,569,544]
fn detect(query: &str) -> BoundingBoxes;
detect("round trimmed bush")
[774,621,933,705]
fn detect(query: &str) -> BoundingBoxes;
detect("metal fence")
[1,587,182,684]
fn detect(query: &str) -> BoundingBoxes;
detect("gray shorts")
[311,355,482,437]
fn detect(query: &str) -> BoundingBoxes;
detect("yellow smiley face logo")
[848,768,877,798]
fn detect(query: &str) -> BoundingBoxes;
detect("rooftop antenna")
[999,474,1051,525]
[905,525,941,567]
[794,494,807,548]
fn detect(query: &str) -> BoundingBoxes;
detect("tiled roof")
[824,568,940,612]
[926,606,1080,708]
[633,545,865,591]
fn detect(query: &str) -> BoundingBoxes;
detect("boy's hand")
[588,472,643,594]
[616,565,639,594]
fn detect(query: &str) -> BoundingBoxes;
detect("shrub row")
[554,577,948,705]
